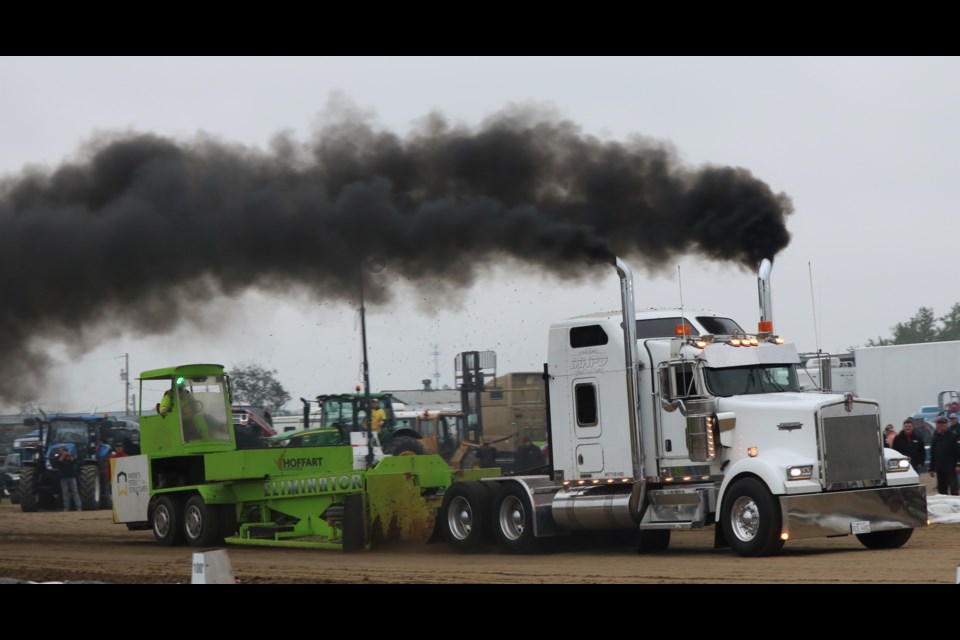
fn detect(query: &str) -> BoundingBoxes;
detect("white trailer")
[854,341,960,427]
[437,257,927,557]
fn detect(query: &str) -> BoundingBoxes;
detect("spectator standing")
[476,438,498,469]
[912,419,935,448]
[514,436,544,472]
[948,413,960,438]
[929,416,960,496]
[55,447,82,511]
[883,425,896,448]
[111,442,129,460]
[892,418,926,472]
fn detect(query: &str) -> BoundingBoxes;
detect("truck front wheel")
[721,478,784,557]
[153,495,186,546]
[184,495,223,547]
[856,528,913,550]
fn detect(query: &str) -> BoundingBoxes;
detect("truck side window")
[660,362,698,399]
[570,325,608,348]
[673,363,697,398]
[574,383,598,427]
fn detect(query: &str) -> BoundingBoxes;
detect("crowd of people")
[50,439,131,512]
[891,412,960,496]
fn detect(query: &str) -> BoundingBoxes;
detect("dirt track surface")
[2,490,959,585]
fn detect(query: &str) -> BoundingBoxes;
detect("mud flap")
[366,473,442,549]
[342,493,366,553]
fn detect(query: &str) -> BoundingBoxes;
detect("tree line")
[858,304,960,349]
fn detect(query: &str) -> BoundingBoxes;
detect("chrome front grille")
[820,404,884,489]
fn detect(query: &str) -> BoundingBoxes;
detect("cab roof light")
[675,324,693,336]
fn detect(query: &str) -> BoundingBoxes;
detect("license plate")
[851,520,871,534]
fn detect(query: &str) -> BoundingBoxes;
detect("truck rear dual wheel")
[721,478,785,557]
[637,529,671,553]
[492,482,538,554]
[441,481,494,552]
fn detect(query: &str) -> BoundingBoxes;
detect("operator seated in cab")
[157,378,209,441]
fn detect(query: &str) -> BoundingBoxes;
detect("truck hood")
[716,391,855,417]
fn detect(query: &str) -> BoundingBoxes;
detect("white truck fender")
[716,449,815,511]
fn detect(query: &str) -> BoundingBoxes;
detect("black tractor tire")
[78,464,101,511]
[856,528,914,550]
[440,481,494,553]
[39,491,58,510]
[390,436,426,456]
[184,495,223,547]
[152,495,186,547]
[342,493,366,553]
[492,481,538,554]
[721,477,785,557]
[19,466,39,513]
[637,529,671,553]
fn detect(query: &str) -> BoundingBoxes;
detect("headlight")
[886,457,911,472]
[786,465,814,480]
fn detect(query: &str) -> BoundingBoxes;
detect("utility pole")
[125,353,131,415]
[431,343,441,390]
[358,255,385,467]
[119,353,132,417]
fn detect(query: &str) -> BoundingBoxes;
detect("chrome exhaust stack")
[614,257,646,521]
[757,258,773,327]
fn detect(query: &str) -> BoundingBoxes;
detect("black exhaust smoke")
[0,102,793,404]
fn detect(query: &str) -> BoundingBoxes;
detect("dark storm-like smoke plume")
[0,102,793,404]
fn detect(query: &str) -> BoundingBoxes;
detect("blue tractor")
[18,414,140,512]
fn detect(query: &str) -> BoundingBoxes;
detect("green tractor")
[113,364,493,550]
[314,392,429,455]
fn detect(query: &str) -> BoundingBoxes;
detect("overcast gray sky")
[1,56,956,415]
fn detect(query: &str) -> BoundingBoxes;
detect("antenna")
[808,261,820,353]
[678,265,690,337]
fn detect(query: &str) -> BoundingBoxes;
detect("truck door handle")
[578,454,583,464]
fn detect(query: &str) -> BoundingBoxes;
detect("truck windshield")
[704,365,801,397]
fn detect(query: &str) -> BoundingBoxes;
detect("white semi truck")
[438,257,927,557]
